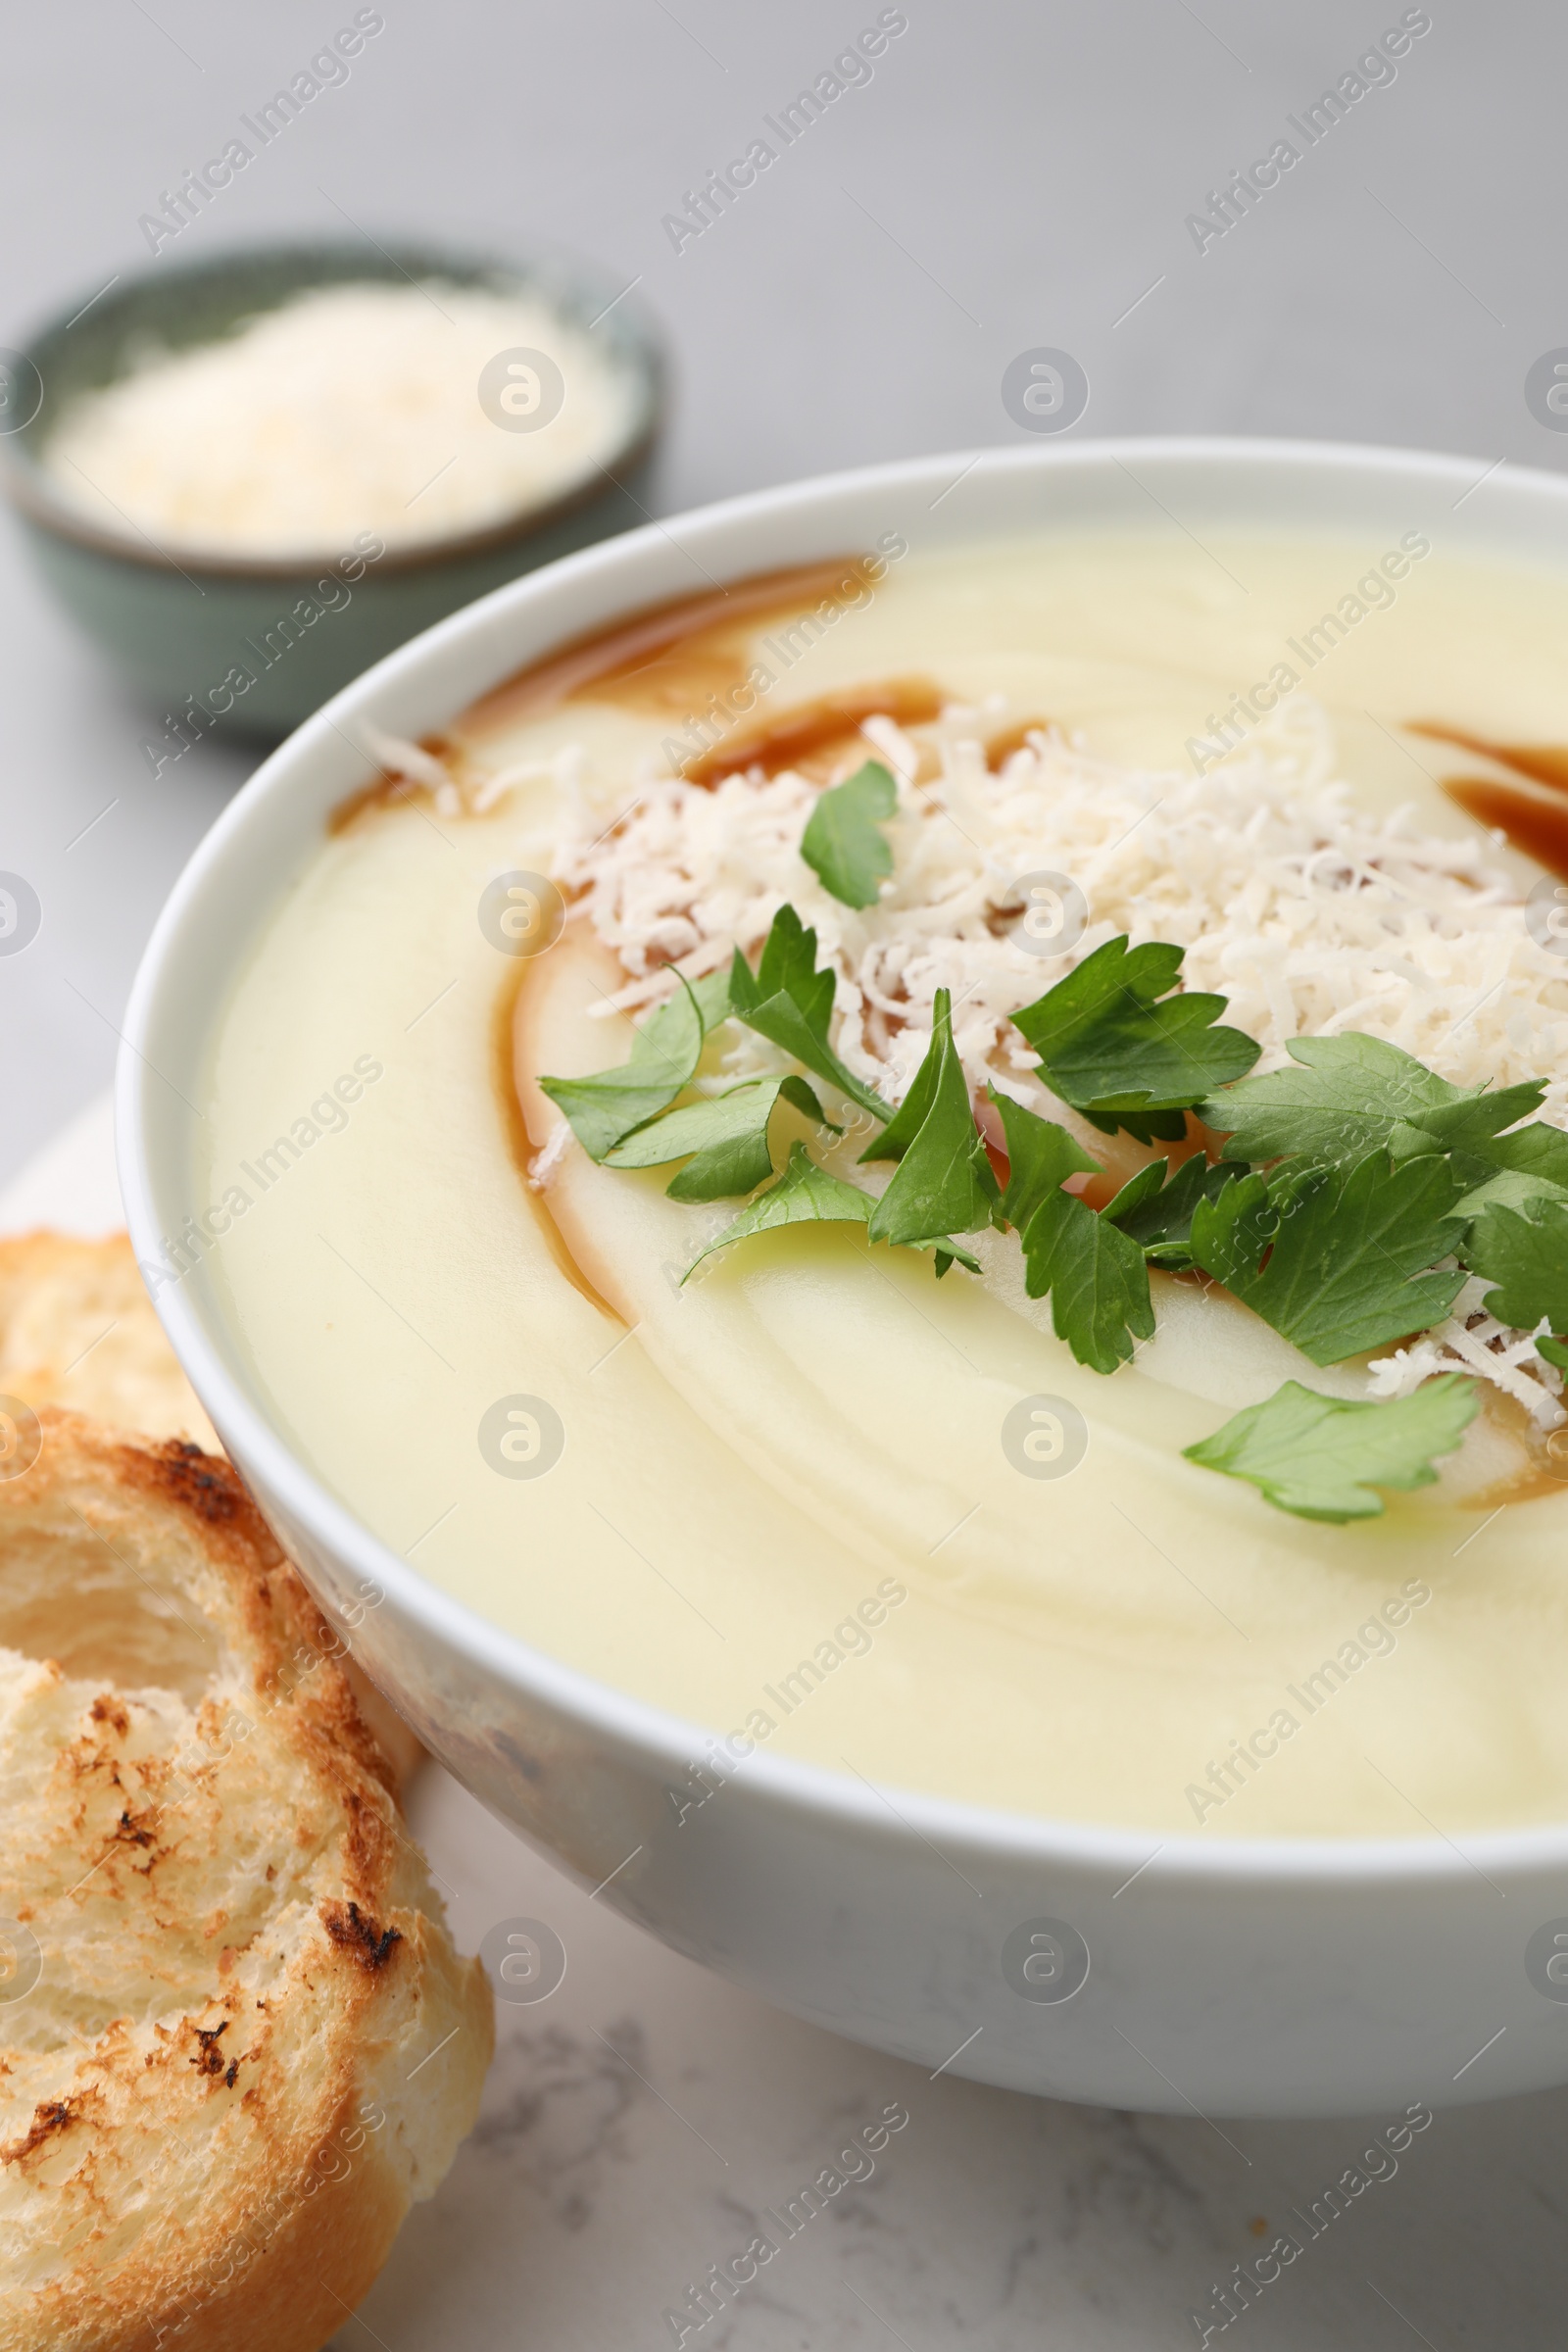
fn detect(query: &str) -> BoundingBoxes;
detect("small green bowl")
[0,238,665,736]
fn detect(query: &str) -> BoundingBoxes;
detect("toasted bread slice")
[0,1231,220,1449]
[0,1410,493,2352]
[0,1232,423,1787]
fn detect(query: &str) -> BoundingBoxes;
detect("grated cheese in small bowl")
[41,279,646,560]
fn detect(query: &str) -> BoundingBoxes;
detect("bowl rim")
[120,429,1568,1890]
[0,233,665,581]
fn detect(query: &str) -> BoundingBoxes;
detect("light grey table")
[3,5,1567,2341]
[4,0,1564,1180]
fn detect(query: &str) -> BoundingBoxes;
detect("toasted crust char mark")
[192,2022,241,2087]
[193,2022,227,2074]
[107,1436,280,1594]
[148,1439,247,1527]
[322,1900,402,1973]
[1,2098,81,2167]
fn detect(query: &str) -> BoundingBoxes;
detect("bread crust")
[0,1231,220,1449]
[0,1231,424,1788]
[0,1411,494,2352]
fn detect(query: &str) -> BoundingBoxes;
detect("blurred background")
[3,0,1564,1180]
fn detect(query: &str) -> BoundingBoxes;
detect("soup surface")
[197,531,1568,1838]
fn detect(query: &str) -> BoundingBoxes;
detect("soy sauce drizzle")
[684,677,943,786]
[1404,721,1568,883]
[1408,720,1568,797]
[1442,778,1568,884]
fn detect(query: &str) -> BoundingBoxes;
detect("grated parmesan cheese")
[1368,1280,1566,1430]
[553,694,1568,1118]
[43,282,641,558]
[549,692,1568,1418]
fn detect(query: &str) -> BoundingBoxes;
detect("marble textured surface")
[335,1760,1568,2350]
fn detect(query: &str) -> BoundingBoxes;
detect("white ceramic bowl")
[121,439,1568,2119]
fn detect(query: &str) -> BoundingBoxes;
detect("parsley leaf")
[1186,1168,1280,1286]
[857,1017,943,1164]
[1201,1034,1562,1194]
[732,901,832,1023]
[1102,1152,1244,1270]
[1538,1336,1568,1372]
[800,760,898,909]
[987,1090,1100,1231]
[1019,1192,1155,1374]
[1386,1081,1548,1170]
[863,989,1001,1249]
[682,1140,871,1281]
[1465,1198,1568,1334]
[538,978,705,1161]
[606,1074,833,1201]
[1477,1117,1568,1193]
[1454,1167,1568,1221]
[1190,1152,1467,1365]
[931,1242,983,1278]
[1202,1034,1462,1166]
[1011,936,1259,1143]
[1183,1375,1480,1522]
[687,967,737,1033]
[728,906,888,1120]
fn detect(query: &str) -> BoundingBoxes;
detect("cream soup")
[198,534,1568,1838]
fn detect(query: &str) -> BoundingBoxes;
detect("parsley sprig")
[983,1092,1154,1372]
[537,976,707,1161]
[800,760,898,908]
[1188,1152,1468,1365]
[725,906,888,1120]
[683,1141,873,1282]
[1465,1198,1568,1335]
[540,864,1568,1522]
[606,1073,834,1202]
[1183,1377,1480,1523]
[860,988,1000,1251]
[1202,1032,1568,1195]
[1011,936,1259,1143]
[1101,1152,1242,1271]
